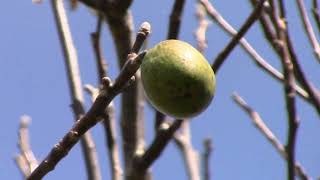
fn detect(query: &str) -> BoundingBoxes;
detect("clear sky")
[1,0,319,179]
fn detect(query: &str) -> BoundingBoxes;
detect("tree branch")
[174,121,201,180]
[15,115,38,178]
[312,0,320,33]
[27,22,151,180]
[273,3,299,179]
[129,119,184,180]
[194,3,210,53]
[296,0,320,61]
[232,93,310,180]
[202,138,212,180]
[211,0,267,73]
[200,0,311,104]
[250,0,320,117]
[167,0,186,39]
[90,13,123,180]
[51,0,101,179]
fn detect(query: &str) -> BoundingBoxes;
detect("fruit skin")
[141,40,216,118]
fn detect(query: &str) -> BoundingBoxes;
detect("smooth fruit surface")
[141,40,216,118]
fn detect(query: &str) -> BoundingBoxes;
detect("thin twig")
[296,0,320,61]
[273,3,299,179]
[194,3,210,53]
[211,0,267,73]
[167,0,186,39]
[85,84,123,180]
[102,3,147,176]
[202,138,212,180]
[27,22,151,180]
[15,115,38,178]
[312,0,320,32]
[90,14,123,180]
[200,0,311,103]
[250,0,320,116]
[50,0,101,179]
[174,121,201,180]
[129,119,184,180]
[91,13,107,83]
[232,93,310,180]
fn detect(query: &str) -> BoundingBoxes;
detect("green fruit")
[141,40,216,118]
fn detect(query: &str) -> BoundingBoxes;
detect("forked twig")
[200,0,311,104]
[232,93,310,180]
[129,119,184,180]
[27,22,151,180]
[90,13,123,180]
[211,0,267,73]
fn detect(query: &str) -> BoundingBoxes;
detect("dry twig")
[200,0,311,104]
[129,119,184,180]
[27,22,151,180]
[174,121,201,180]
[312,0,320,32]
[51,0,101,179]
[202,138,212,180]
[194,3,210,53]
[232,93,310,180]
[90,14,123,180]
[15,115,38,178]
[296,0,320,61]
[211,0,267,73]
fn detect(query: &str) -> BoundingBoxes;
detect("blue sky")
[1,0,319,179]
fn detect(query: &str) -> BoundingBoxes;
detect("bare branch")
[200,0,311,104]
[15,115,38,178]
[50,0,101,179]
[250,0,320,116]
[194,3,210,53]
[90,14,123,180]
[167,0,186,39]
[129,119,184,179]
[202,138,212,180]
[27,22,151,180]
[85,85,123,180]
[15,155,30,178]
[174,121,201,180]
[210,0,267,73]
[273,3,299,179]
[296,0,320,61]
[312,0,320,32]
[232,93,310,180]
[91,14,107,83]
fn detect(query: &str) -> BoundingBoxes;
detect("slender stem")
[15,115,38,178]
[174,121,201,180]
[50,0,101,179]
[90,14,123,180]
[202,138,212,180]
[167,0,186,39]
[296,0,320,61]
[129,119,184,180]
[27,22,151,180]
[274,2,299,179]
[201,0,311,104]
[312,0,320,33]
[232,93,310,180]
[194,3,210,53]
[211,0,267,73]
